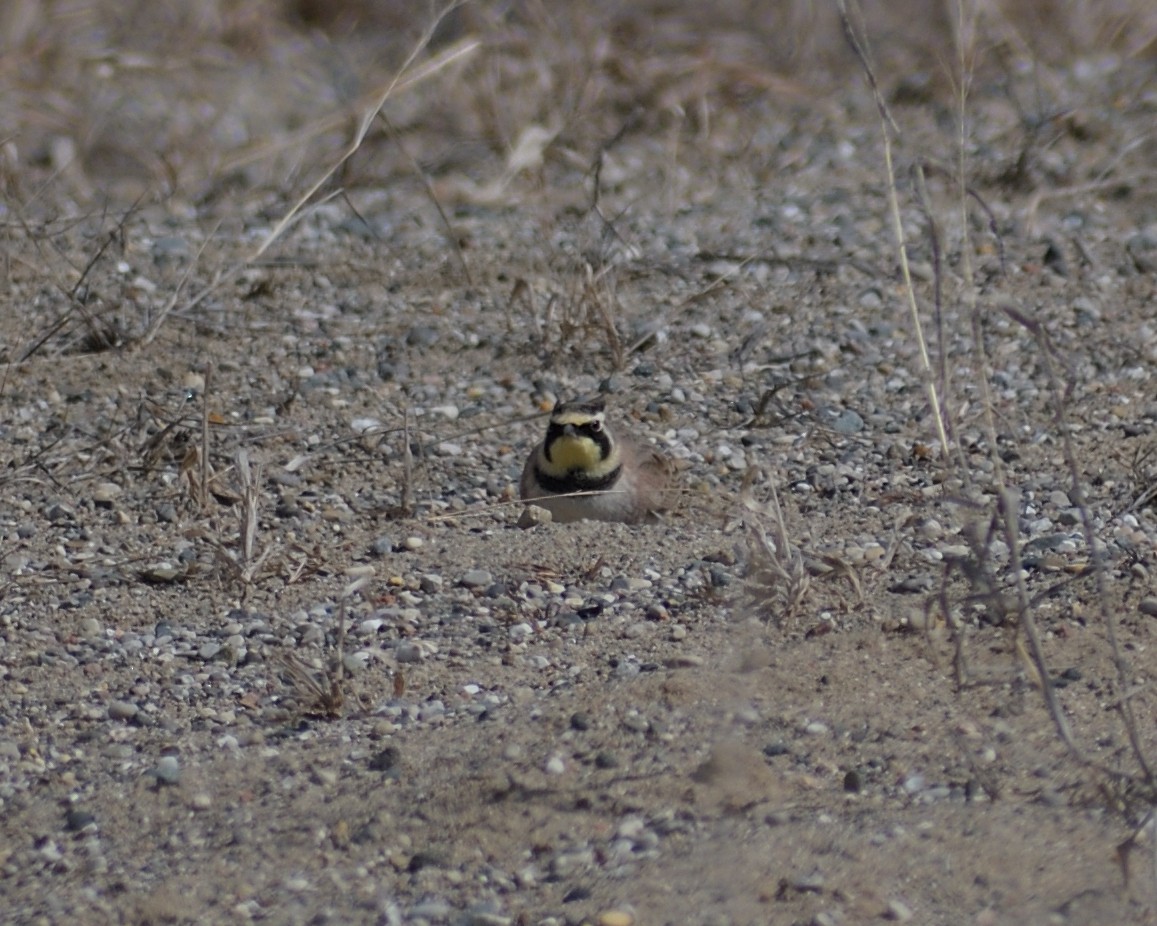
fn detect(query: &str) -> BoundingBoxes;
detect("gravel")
[1,15,1154,925]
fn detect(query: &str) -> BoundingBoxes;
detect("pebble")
[142,562,182,583]
[831,409,865,434]
[395,641,426,663]
[616,815,646,840]
[92,482,123,506]
[597,911,634,926]
[621,713,650,734]
[890,575,934,593]
[461,569,493,588]
[612,660,641,680]
[544,755,566,775]
[108,700,139,721]
[370,535,394,556]
[65,809,96,832]
[518,505,552,528]
[410,899,452,919]
[464,913,511,926]
[792,871,825,892]
[1139,597,1157,617]
[350,417,381,434]
[151,756,181,786]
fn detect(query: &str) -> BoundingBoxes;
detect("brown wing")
[626,440,679,520]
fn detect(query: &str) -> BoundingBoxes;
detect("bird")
[520,397,675,524]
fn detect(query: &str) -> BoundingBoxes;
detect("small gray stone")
[889,574,935,594]
[199,642,222,660]
[370,535,394,556]
[65,809,96,832]
[464,913,512,926]
[544,755,566,775]
[1139,597,1157,617]
[108,700,139,721]
[613,660,641,680]
[621,713,650,734]
[395,641,425,663]
[142,562,183,583]
[45,502,75,522]
[792,870,825,892]
[369,747,401,773]
[461,569,493,589]
[410,899,452,919]
[92,482,123,507]
[518,505,553,528]
[151,756,181,786]
[831,409,865,435]
[508,622,533,642]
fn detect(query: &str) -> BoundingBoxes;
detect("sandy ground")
[2,3,1157,925]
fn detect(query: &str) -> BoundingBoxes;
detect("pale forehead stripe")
[552,409,605,427]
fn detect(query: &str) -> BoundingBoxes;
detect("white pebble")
[544,755,566,775]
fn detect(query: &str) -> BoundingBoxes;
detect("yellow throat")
[547,434,603,473]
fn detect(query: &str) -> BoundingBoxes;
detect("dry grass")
[832,0,1157,818]
[3,0,1147,216]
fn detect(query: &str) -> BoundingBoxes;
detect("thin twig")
[379,112,473,286]
[200,363,211,511]
[249,7,477,264]
[837,0,950,462]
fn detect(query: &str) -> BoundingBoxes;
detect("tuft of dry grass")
[739,467,811,625]
[274,577,367,719]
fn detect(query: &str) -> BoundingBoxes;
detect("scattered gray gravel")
[1,16,1154,926]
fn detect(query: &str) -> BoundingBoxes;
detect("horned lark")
[520,397,674,524]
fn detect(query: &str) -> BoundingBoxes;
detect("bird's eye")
[589,419,602,433]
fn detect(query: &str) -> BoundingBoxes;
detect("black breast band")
[534,464,622,494]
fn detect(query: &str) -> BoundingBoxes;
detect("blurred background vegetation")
[1,0,1152,217]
